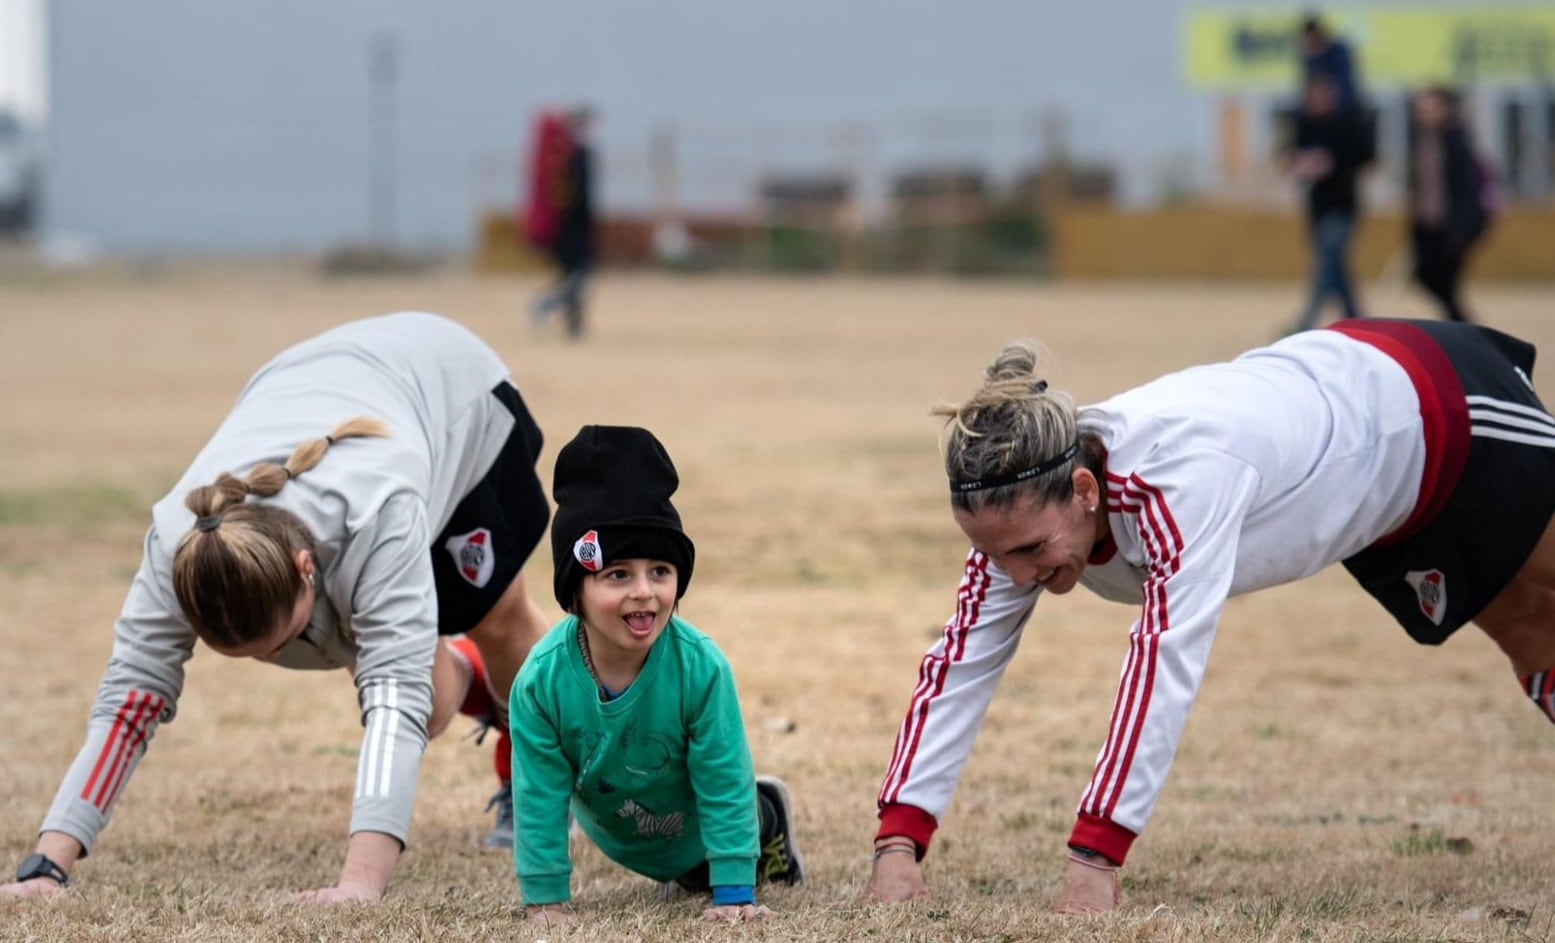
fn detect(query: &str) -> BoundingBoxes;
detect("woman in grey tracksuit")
[3,312,552,902]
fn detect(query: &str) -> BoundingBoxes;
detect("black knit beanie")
[551,425,696,611]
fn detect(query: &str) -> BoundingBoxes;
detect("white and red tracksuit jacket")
[41,313,516,855]
[877,325,1468,865]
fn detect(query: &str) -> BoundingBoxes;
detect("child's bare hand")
[701,903,775,923]
[527,904,576,929]
[1052,851,1121,915]
[292,881,382,904]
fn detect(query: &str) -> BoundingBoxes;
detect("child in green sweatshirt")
[508,425,803,924]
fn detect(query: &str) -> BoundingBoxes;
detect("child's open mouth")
[623,611,657,636]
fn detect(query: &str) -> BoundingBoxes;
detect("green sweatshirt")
[509,615,758,905]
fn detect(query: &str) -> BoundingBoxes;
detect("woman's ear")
[294,548,315,581]
[1073,467,1100,511]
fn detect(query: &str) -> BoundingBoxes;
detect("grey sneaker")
[755,776,803,885]
[483,780,514,852]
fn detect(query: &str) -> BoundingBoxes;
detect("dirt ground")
[2,268,1554,942]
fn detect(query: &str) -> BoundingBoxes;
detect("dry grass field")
[2,267,1554,942]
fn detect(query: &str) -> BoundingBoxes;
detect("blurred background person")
[1408,87,1494,324]
[525,106,598,340]
[1299,12,1360,114]
[1284,74,1369,333]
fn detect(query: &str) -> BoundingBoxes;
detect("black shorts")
[1337,320,1555,645]
[429,382,550,636]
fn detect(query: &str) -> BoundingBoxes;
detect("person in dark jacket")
[1299,13,1361,113]
[1408,87,1490,324]
[1287,75,1370,332]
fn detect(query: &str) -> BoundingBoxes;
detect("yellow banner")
[1185,6,1555,89]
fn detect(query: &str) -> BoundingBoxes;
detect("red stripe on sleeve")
[92,695,160,811]
[97,696,165,811]
[879,552,990,806]
[1079,473,1184,836]
[81,692,143,803]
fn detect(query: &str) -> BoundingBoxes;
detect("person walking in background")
[524,106,598,341]
[1,313,553,902]
[1408,87,1494,323]
[1286,74,1370,332]
[863,320,1555,914]
[1299,12,1361,113]
[510,425,803,927]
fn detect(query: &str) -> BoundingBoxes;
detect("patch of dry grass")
[3,268,1554,941]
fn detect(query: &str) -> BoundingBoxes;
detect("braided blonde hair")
[172,417,389,649]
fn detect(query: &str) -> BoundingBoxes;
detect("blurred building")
[34,0,1553,259]
[23,0,1220,256]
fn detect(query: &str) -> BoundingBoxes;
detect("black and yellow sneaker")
[755,776,804,886]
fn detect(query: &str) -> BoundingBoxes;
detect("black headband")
[950,440,1080,494]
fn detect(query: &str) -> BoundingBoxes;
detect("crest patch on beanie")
[574,529,603,572]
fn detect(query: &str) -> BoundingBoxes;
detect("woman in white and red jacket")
[866,319,1555,913]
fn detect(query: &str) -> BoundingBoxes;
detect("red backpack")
[520,111,574,249]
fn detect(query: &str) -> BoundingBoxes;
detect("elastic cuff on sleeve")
[712,885,756,906]
[876,803,938,859]
[519,873,573,906]
[707,856,757,889]
[1068,813,1138,866]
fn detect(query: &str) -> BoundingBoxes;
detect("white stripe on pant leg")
[1466,396,1555,430]
[1468,408,1555,437]
[1470,426,1555,448]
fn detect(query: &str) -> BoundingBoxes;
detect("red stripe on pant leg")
[98,697,164,812]
[81,692,142,802]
